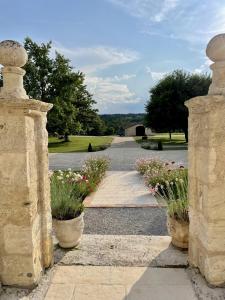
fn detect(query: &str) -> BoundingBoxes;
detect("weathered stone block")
[186,94,225,285]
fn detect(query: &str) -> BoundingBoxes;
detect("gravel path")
[49,136,187,170]
[83,207,168,236]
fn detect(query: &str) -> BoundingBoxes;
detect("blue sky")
[1,0,225,113]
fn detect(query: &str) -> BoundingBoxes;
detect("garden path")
[42,137,199,300]
[84,171,159,207]
[49,136,187,170]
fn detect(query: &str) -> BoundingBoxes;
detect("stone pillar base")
[0,98,53,287]
[186,95,225,287]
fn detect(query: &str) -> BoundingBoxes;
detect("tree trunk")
[64,133,70,142]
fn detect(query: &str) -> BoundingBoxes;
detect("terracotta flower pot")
[53,212,84,248]
[167,215,189,249]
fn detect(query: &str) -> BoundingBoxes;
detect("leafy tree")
[145,70,211,142]
[24,38,53,101]
[101,113,145,135]
[23,37,101,140]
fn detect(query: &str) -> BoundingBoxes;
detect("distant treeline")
[100,113,145,135]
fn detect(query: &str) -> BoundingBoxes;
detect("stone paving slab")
[55,234,188,267]
[84,171,159,207]
[44,266,197,300]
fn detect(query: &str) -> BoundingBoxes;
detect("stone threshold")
[54,234,188,267]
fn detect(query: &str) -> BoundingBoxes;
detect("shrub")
[82,156,110,187]
[88,143,93,152]
[158,141,163,150]
[141,143,152,150]
[142,136,147,140]
[136,157,186,198]
[136,158,165,175]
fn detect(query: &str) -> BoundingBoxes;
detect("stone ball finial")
[206,34,225,62]
[0,40,28,67]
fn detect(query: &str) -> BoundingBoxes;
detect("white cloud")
[51,42,141,112]
[193,57,211,74]
[108,0,225,46]
[52,44,139,73]
[105,74,136,82]
[107,0,179,22]
[146,67,167,81]
[85,75,141,112]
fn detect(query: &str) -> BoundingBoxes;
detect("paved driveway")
[49,136,188,170]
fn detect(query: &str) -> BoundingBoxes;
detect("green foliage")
[167,199,188,222]
[82,157,110,187]
[48,136,113,153]
[51,157,110,220]
[101,113,145,135]
[145,70,211,142]
[23,37,103,138]
[146,168,188,193]
[136,157,188,221]
[51,172,84,220]
[158,172,188,222]
[136,158,165,175]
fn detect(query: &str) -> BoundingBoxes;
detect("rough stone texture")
[0,40,53,287]
[0,40,28,99]
[54,234,188,267]
[167,216,189,249]
[0,99,53,287]
[206,34,225,96]
[186,94,225,286]
[187,268,225,300]
[0,40,28,67]
[0,268,53,300]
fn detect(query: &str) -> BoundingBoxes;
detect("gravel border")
[84,207,168,236]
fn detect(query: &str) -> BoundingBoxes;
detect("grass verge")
[48,136,113,153]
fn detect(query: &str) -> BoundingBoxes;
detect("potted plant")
[155,171,189,249]
[167,198,189,249]
[51,171,85,248]
[165,173,189,249]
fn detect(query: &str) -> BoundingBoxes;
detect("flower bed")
[136,157,188,220]
[136,157,189,248]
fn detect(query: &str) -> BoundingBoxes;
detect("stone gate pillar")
[185,34,225,286]
[0,40,53,287]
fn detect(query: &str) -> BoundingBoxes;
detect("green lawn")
[48,136,113,153]
[136,133,187,145]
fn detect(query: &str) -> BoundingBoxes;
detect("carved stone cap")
[0,98,53,112]
[185,95,225,113]
[0,40,28,67]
